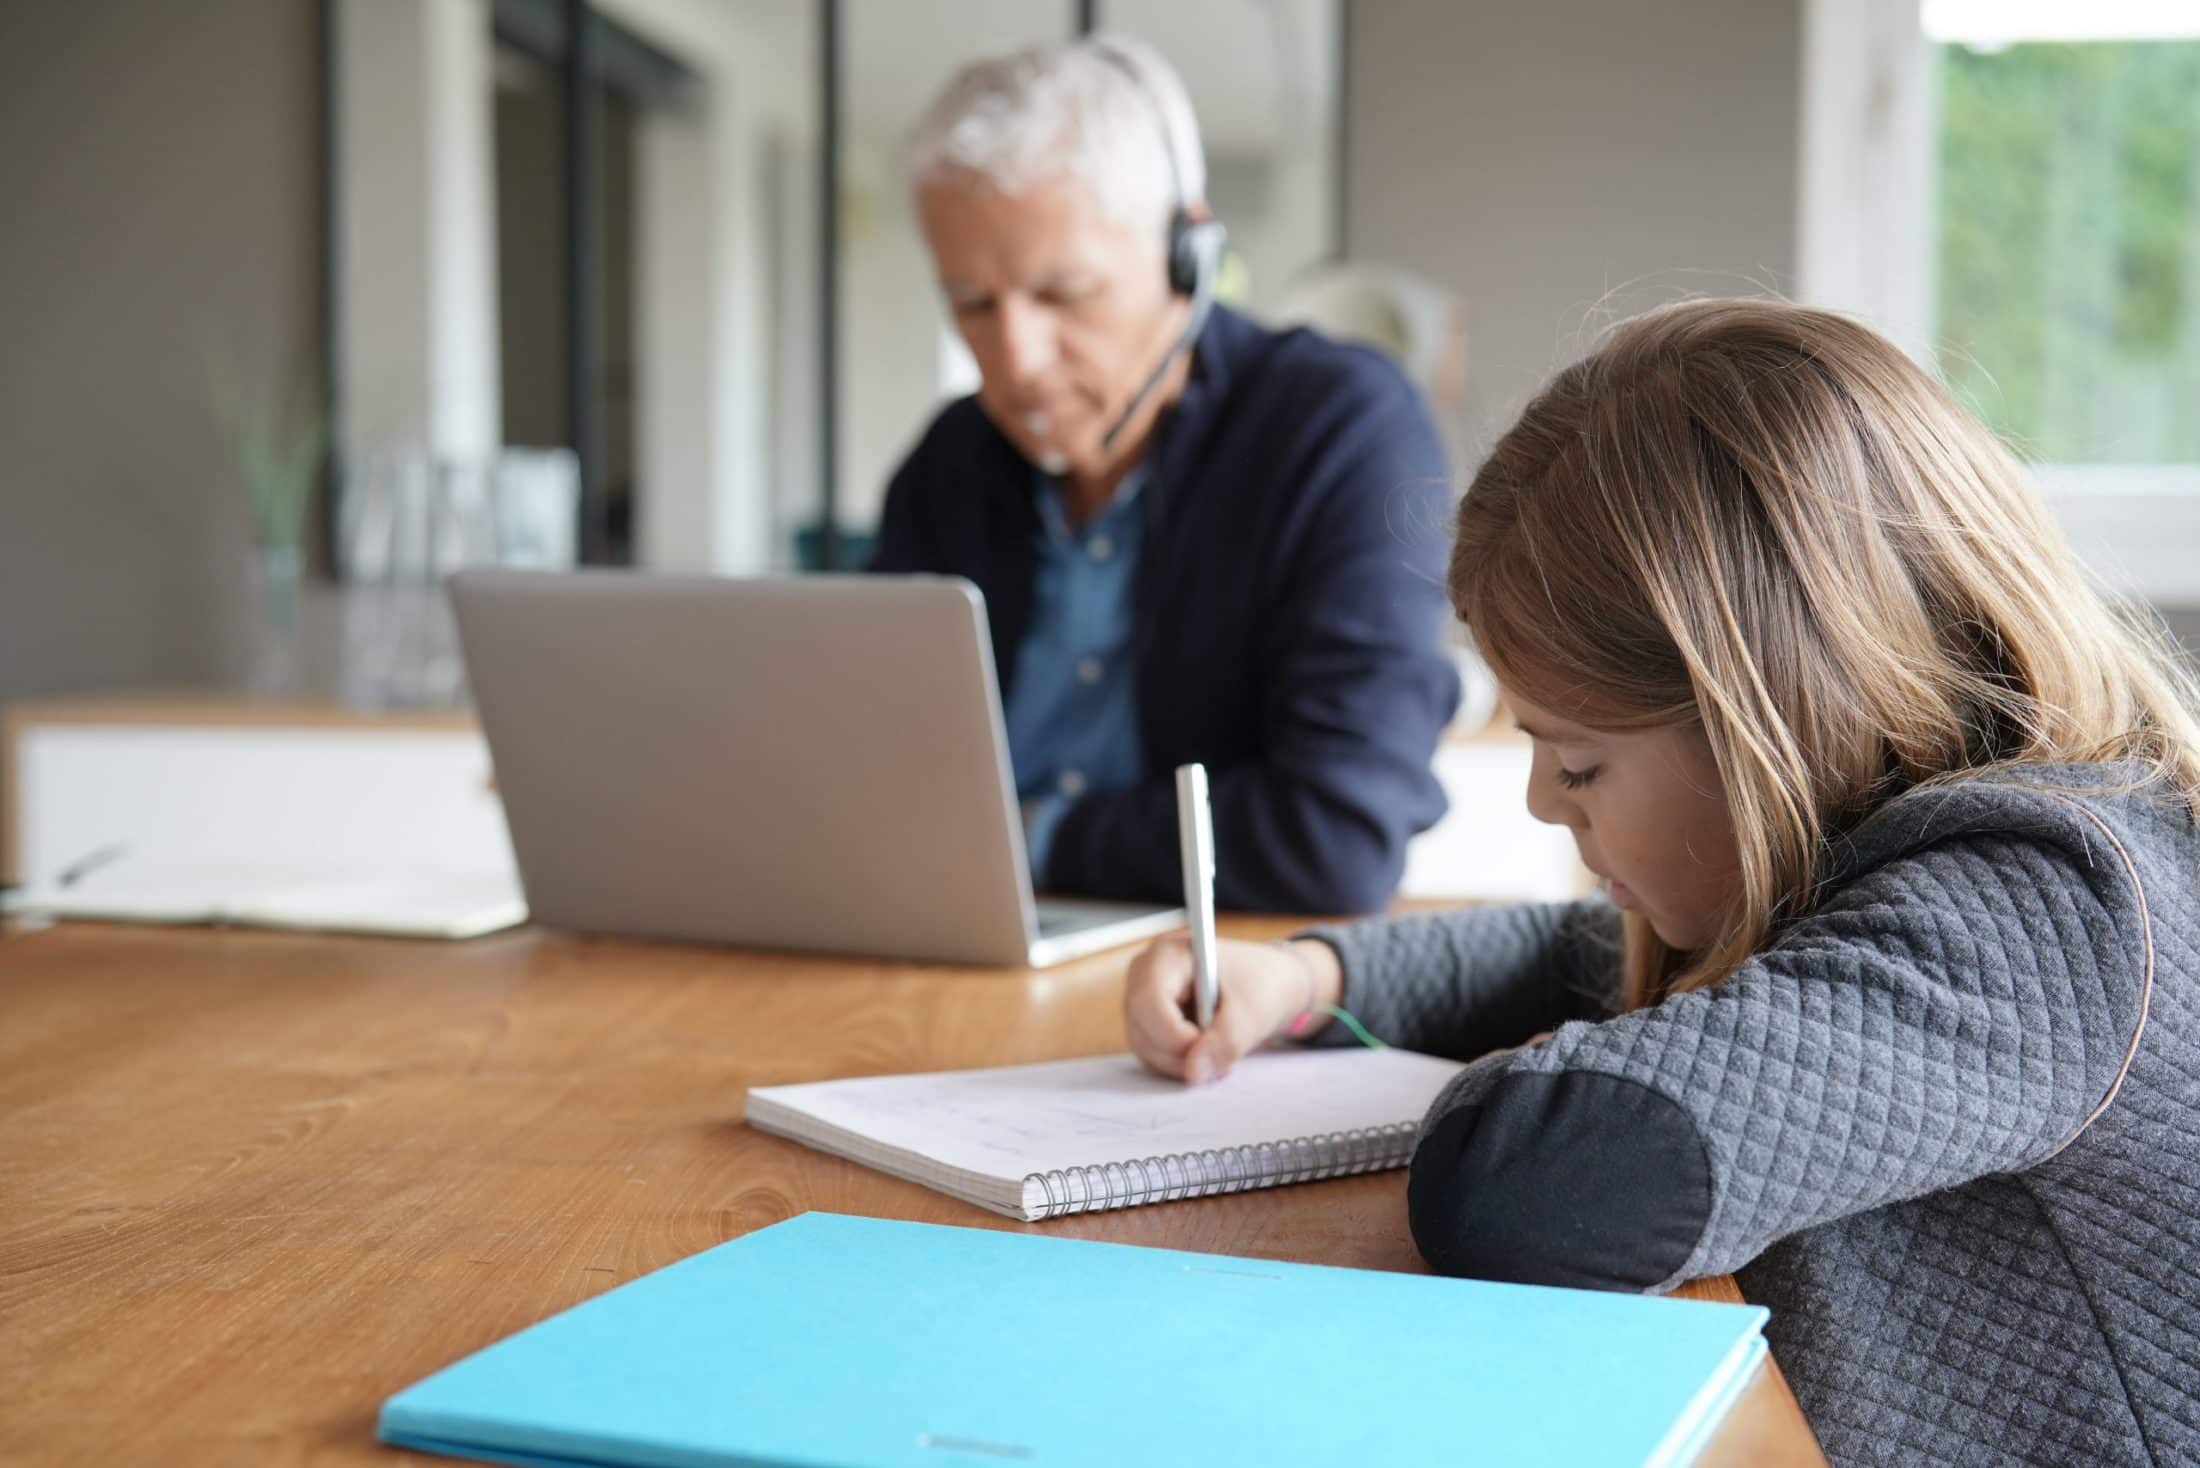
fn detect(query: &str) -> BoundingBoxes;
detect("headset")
[1089,40,1228,454]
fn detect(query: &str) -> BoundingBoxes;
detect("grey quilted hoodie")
[1309,766,2199,1466]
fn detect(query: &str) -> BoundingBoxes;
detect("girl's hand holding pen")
[1122,934,1343,1084]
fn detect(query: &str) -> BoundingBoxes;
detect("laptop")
[449,570,1184,967]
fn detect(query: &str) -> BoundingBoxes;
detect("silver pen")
[1174,763,1219,1029]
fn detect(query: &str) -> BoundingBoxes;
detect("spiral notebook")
[742,1048,1466,1220]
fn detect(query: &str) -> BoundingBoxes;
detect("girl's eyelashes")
[1556,765,1602,791]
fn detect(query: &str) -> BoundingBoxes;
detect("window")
[1933,17,2200,469]
[1800,0,2200,605]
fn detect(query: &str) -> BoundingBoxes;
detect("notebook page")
[233,873,527,937]
[5,863,305,923]
[745,1048,1465,1185]
[8,871,227,923]
[10,866,526,939]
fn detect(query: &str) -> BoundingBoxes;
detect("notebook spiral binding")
[1022,1122,1419,1220]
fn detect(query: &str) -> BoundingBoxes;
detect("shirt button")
[1076,657,1104,685]
[1057,769,1088,798]
[1088,535,1115,562]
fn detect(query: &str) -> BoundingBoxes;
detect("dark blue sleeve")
[867,433,934,574]
[1045,354,1461,914]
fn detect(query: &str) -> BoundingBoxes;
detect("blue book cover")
[380,1213,1769,1468]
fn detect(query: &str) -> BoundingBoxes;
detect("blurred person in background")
[871,36,1459,915]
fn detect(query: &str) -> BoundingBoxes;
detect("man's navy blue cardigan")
[869,306,1460,914]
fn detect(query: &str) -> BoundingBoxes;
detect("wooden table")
[0,917,1823,1464]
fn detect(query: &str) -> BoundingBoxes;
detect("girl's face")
[1504,682,1742,951]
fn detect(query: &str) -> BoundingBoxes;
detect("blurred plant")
[207,347,328,553]
[208,348,327,694]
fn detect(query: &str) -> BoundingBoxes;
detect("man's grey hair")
[906,34,1206,238]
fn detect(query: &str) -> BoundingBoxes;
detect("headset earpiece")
[1089,40,1228,454]
[1093,40,1224,302]
[1167,210,1226,300]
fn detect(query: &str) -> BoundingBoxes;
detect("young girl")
[1123,299,2200,1466]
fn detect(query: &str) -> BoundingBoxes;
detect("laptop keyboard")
[1033,905,1108,938]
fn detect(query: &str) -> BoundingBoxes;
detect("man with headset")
[872,36,1459,915]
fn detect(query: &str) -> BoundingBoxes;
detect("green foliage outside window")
[1936,40,2200,464]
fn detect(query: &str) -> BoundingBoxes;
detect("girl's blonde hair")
[1453,298,2200,1009]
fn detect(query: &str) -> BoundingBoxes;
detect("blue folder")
[380,1212,1769,1468]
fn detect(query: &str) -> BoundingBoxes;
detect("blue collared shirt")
[1003,465,1147,879]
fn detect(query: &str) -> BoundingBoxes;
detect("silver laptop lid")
[451,570,1040,964]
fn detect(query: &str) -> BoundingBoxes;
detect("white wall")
[1794,0,1935,359]
[838,134,955,533]
[599,0,811,575]
[834,1,1073,538]
[1344,0,1803,463]
[1108,0,1341,314]
[336,0,502,467]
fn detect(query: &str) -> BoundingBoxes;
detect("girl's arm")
[1301,898,1622,1057]
[1126,901,1614,1083]
[1403,817,2152,1293]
